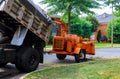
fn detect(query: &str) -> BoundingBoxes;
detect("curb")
[19,68,47,79]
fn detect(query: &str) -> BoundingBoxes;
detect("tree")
[104,0,120,17]
[104,0,119,5]
[70,15,92,38]
[86,15,99,32]
[40,0,99,33]
[97,30,101,42]
[107,17,120,43]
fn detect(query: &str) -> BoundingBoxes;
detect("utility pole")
[111,0,114,47]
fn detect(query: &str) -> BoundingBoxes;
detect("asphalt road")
[94,48,120,58]
[0,48,120,79]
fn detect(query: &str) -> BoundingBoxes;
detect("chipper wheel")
[74,50,86,63]
[56,54,66,60]
[15,48,40,72]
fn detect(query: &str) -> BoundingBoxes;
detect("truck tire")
[0,63,7,67]
[15,48,40,72]
[74,50,86,63]
[56,54,66,60]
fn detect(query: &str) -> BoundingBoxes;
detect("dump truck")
[0,0,52,72]
[0,0,95,72]
[50,17,95,63]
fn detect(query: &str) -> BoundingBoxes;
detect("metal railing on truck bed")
[0,0,52,45]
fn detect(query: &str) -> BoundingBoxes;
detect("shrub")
[107,17,120,43]
[97,30,101,42]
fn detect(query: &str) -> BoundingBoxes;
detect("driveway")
[0,48,120,79]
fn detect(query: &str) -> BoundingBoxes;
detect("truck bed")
[0,0,52,44]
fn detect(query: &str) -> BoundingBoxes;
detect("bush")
[86,15,99,32]
[70,16,92,38]
[107,17,120,43]
[97,30,101,42]
[48,36,53,44]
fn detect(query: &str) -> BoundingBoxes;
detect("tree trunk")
[68,5,71,34]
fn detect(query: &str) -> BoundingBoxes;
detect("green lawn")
[45,43,120,49]
[24,59,120,79]
[45,44,52,48]
[94,42,120,48]
[25,43,120,79]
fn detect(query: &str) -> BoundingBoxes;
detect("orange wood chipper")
[49,16,95,62]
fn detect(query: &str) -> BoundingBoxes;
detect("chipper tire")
[56,54,66,60]
[15,48,40,72]
[74,50,86,63]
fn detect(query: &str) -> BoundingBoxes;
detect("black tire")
[75,50,86,63]
[56,54,66,60]
[0,63,7,67]
[15,48,40,72]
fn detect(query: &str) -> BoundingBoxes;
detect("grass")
[45,43,120,49]
[45,44,52,48]
[24,59,120,79]
[26,43,120,79]
[94,42,120,48]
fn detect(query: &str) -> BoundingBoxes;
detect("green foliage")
[70,15,92,38]
[40,0,99,15]
[104,0,120,17]
[97,30,101,42]
[104,0,119,5]
[114,6,120,17]
[25,59,120,79]
[107,23,111,41]
[86,15,99,32]
[48,36,53,44]
[40,0,100,32]
[107,17,120,43]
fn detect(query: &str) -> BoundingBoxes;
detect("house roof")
[96,13,115,23]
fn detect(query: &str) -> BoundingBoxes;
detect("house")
[93,13,115,41]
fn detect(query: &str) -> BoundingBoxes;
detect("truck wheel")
[56,54,66,60]
[15,48,40,72]
[74,50,86,63]
[0,63,7,67]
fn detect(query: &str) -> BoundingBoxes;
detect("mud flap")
[11,26,28,46]
[74,48,81,54]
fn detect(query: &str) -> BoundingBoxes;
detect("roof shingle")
[96,13,115,23]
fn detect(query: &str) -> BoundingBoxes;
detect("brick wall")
[94,23,108,41]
